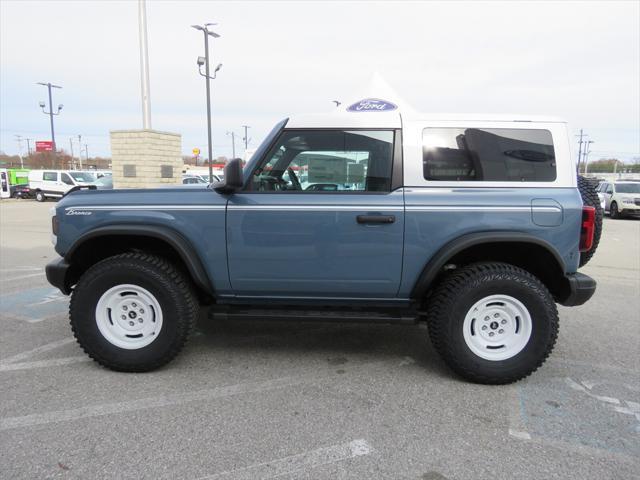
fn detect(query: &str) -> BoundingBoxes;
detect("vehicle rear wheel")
[577,175,602,266]
[70,253,198,372]
[610,201,620,219]
[426,262,558,384]
[35,191,45,202]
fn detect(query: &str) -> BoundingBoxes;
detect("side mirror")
[213,158,243,193]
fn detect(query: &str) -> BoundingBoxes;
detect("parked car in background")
[182,175,209,184]
[28,170,97,201]
[92,176,113,190]
[598,180,640,218]
[10,183,34,199]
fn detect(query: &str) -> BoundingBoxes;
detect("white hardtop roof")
[286,112,567,129]
[286,74,567,129]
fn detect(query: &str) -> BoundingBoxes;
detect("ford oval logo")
[346,98,398,112]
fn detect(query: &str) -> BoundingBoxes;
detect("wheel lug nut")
[482,325,487,330]
[484,316,490,321]
[139,309,144,314]
[498,329,504,334]
[489,332,495,337]
[138,318,143,323]
[501,319,507,324]
[122,306,127,311]
[129,321,134,326]
[121,315,126,320]
[494,313,499,318]
[132,303,137,308]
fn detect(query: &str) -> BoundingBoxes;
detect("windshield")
[70,172,97,182]
[94,176,113,186]
[615,183,640,194]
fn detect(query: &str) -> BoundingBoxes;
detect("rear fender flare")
[410,232,567,298]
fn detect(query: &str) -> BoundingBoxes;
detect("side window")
[247,130,394,192]
[422,128,556,182]
[606,184,613,194]
[61,173,74,185]
[43,172,57,182]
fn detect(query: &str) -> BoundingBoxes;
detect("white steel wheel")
[95,284,163,349]
[462,294,532,361]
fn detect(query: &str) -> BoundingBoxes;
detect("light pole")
[226,131,236,158]
[14,135,24,168]
[241,125,250,153]
[192,23,222,183]
[78,135,83,169]
[583,140,594,174]
[37,82,63,157]
[138,0,152,128]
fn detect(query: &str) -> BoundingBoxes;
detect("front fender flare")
[65,224,213,294]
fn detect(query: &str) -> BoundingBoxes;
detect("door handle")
[356,215,395,224]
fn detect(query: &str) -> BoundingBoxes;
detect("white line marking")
[0,338,75,365]
[198,439,372,480]
[0,356,90,372]
[0,376,303,431]
[506,384,531,441]
[32,293,67,305]
[1,272,45,282]
[0,267,43,273]
[566,378,621,405]
[508,429,532,440]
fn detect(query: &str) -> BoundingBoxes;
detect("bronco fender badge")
[66,209,92,216]
[346,98,398,112]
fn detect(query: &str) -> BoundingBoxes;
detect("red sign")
[35,141,54,152]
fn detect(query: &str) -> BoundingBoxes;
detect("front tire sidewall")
[610,202,620,219]
[71,261,188,370]
[448,279,554,378]
[35,191,45,202]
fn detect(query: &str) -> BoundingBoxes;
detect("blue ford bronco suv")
[46,101,602,384]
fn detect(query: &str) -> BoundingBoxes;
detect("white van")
[28,170,97,202]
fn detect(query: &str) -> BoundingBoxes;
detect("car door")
[604,183,613,210]
[60,172,76,193]
[226,129,405,299]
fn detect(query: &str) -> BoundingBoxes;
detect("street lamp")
[226,131,237,158]
[192,22,222,183]
[37,82,63,158]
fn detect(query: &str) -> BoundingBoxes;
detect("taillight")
[579,206,596,252]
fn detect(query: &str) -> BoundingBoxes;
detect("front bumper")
[45,257,72,295]
[559,272,596,307]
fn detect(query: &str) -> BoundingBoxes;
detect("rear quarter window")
[422,128,556,182]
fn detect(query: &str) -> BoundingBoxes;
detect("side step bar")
[209,308,419,325]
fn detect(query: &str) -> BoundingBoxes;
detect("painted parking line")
[0,287,68,322]
[0,376,304,431]
[0,338,75,365]
[199,439,372,480]
[1,272,45,282]
[0,356,90,372]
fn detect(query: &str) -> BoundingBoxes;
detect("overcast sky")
[1,0,639,161]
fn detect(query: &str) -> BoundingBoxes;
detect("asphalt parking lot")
[0,199,638,480]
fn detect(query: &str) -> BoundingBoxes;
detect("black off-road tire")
[426,262,559,385]
[70,253,198,372]
[577,175,602,267]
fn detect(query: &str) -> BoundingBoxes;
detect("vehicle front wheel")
[610,201,620,219]
[35,191,45,202]
[426,262,558,384]
[69,253,198,372]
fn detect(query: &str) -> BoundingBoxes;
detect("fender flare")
[410,231,567,298]
[65,224,214,294]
